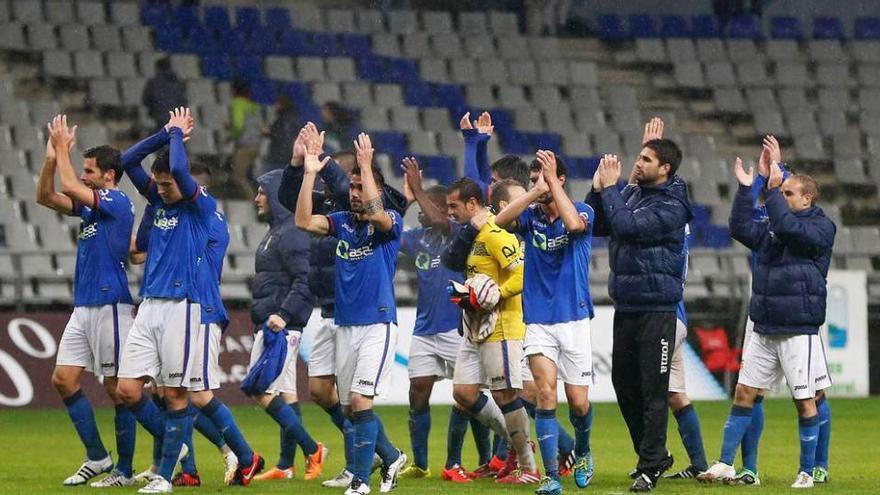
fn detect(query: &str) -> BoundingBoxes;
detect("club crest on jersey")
[336,239,374,261]
[532,231,569,251]
[153,208,179,231]
[415,251,439,270]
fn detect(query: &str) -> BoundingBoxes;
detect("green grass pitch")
[1,398,877,494]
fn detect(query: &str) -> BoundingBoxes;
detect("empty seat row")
[372,33,559,61]
[421,58,598,87]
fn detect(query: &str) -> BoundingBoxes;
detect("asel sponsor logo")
[79,223,98,240]
[532,232,569,251]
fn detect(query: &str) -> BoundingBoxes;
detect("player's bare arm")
[494,169,546,231]
[294,127,331,235]
[49,114,98,209]
[354,132,393,232]
[35,135,74,215]
[539,150,586,234]
[401,156,447,229]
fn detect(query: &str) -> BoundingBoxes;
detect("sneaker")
[487,454,505,473]
[792,471,814,489]
[323,468,354,488]
[573,453,594,488]
[171,472,201,487]
[496,448,519,480]
[254,466,294,481]
[379,450,408,493]
[697,462,736,483]
[90,469,136,487]
[495,469,541,484]
[535,476,562,495]
[223,452,238,485]
[465,463,496,479]
[440,465,471,483]
[63,456,113,486]
[727,468,761,485]
[371,453,383,474]
[630,472,657,492]
[304,443,328,481]
[559,450,576,477]
[134,467,161,484]
[664,465,700,479]
[400,465,431,479]
[629,452,672,479]
[345,478,372,495]
[138,477,173,494]
[813,466,828,484]
[233,452,265,486]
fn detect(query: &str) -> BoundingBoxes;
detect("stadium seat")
[201,54,231,80]
[60,24,91,51]
[597,14,629,41]
[264,6,292,35]
[727,15,762,39]
[121,25,151,52]
[813,16,845,40]
[204,6,232,34]
[726,39,759,63]
[660,15,689,37]
[691,15,721,38]
[458,12,487,36]
[92,25,122,51]
[770,16,802,40]
[325,9,356,33]
[421,11,453,34]
[110,2,139,26]
[388,10,418,34]
[235,7,262,32]
[855,17,880,40]
[76,1,105,26]
[629,15,658,38]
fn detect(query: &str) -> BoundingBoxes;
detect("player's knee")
[115,380,141,405]
[452,386,477,409]
[535,381,557,407]
[733,384,758,406]
[102,377,122,403]
[349,393,373,412]
[51,370,77,397]
[794,397,817,418]
[308,378,333,406]
[667,391,690,412]
[190,390,213,408]
[491,388,518,406]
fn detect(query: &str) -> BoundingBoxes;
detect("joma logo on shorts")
[794,384,808,391]
[659,338,669,373]
[100,362,114,368]
[358,379,374,387]
[168,372,183,379]
[490,375,505,383]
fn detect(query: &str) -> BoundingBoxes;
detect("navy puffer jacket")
[729,184,835,335]
[587,176,694,312]
[250,170,313,329]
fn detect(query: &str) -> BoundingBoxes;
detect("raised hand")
[401,156,423,194]
[758,135,780,178]
[302,122,325,157]
[354,132,374,169]
[476,111,494,135]
[303,153,330,175]
[535,150,558,184]
[734,157,753,187]
[642,117,664,144]
[291,127,306,166]
[598,154,621,188]
[459,112,473,130]
[47,114,77,151]
[767,157,784,189]
[166,107,191,132]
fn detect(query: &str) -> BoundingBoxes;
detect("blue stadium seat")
[727,15,762,39]
[422,156,456,185]
[703,225,732,248]
[691,15,721,38]
[249,79,276,105]
[567,156,600,179]
[629,15,658,38]
[389,58,419,83]
[265,7,292,36]
[235,7,262,32]
[770,16,803,40]
[309,32,340,57]
[205,6,232,34]
[248,30,277,56]
[527,132,562,151]
[232,56,265,82]
[488,108,513,134]
[201,54,231,80]
[501,131,531,154]
[434,84,466,112]
[356,55,387,81]
[141,3,170,27]
[813,16,845,40]
[690,203,711,227]
[280,82,314,109]
[597,14,629,41]
[404,82,434,107]
[339,33,371,57]
[221,28,249,56]
[372,131,408,157]
[173,4,200,33]
[278,30,308,56]
[186,26,220,55]
[154,25,186,53]
[660,15,689,37]
[854,17,880,40]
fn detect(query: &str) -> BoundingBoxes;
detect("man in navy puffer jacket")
[586,138,693,493]
[700,149,835,489]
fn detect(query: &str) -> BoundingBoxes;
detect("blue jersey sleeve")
[383,210,403,240]
[326,211,347,237]
[95,189,131,219]
[135,205,155,252]
[192,186,218,219]
[400,228,416,257]
[574,202,595,235]
[168,127,199,200]
[121,128,168,199]
[462,129,491,195]
[516,207,534,237]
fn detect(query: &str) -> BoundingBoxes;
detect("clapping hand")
[733,157,754,187]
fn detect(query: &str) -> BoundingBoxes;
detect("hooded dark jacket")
[250,169,313,328]
[277,160,408,317]
[730,184,836,335]
[586,176,694,312]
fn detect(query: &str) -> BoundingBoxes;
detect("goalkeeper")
[442,178,539,485]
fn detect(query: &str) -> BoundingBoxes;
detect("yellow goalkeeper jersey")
[466,214,525,342]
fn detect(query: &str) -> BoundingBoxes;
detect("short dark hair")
[447,177,484,206]
[490,179,524,212]
[528,156,567,179]
[150,148,171,175]
[791,173,820,204]
[490,155,529,188]
[351,165,385,187]
[425,184,447,208]
[643,139,682,176]
[189,162,211,176]
[83,145,122,184]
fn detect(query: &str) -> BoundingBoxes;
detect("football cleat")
[400,465,431,479]
[535,476,562,495]
[727,468,761,485]
[138,477,173,494]
[440,465,471,483]
[495,448,519,480]
[792,471,815,489]
[322,468,354,488]
[233,452,264,486]
[664,465,701,479]
[304,443,328,481]
[90,469,136,487]
[171,471,201,486]
[812,466,828,484]
[345,478,372,495]
[254,466,295,481]
[630,471,658,492]
[379,450,408,493]
[466,463,496,479]
[573,453,594,488]
[697,462,736,483]
[63,456,113,486]
[559,449,576,477]
[495,468,541,484]
[134,467,161,484]
[223,451,238,485]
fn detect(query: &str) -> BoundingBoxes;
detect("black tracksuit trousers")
[611,311,676,471]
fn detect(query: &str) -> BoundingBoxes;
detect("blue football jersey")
[400,224,463,336]
[198,210,230,326]
[72,188,134,306]
[327,210,402,326]
[141,185,217,301]
[517,202,595,325]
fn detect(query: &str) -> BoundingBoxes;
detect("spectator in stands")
[141,57,187,132]
[321,102,353,152]
[262,95,301,174]
[586,140,693,492]
[228,79,262,198]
